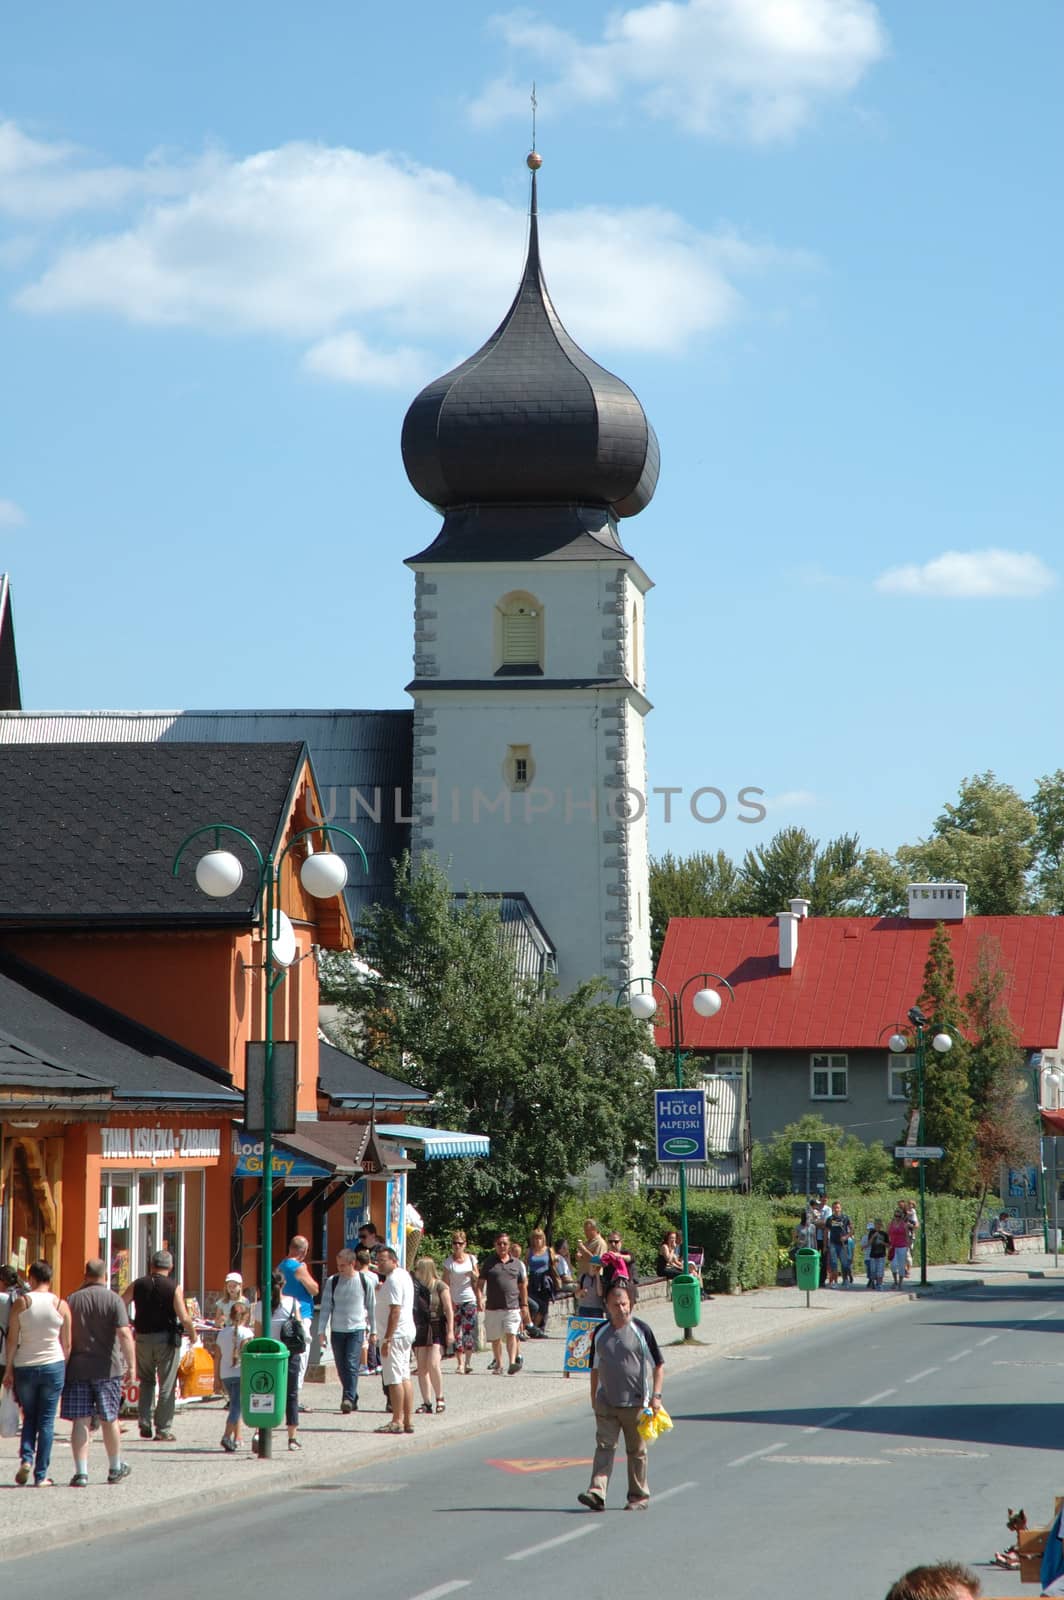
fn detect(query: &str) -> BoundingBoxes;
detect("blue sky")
[1,1,1060,864]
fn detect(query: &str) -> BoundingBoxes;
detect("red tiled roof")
[656,916,1064,1051]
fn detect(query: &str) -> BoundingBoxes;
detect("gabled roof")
[318,1040,431,1109]
[657,915,1064,1051]
[0,741,307,926]
[0,711,412,917]
[0,950,239,1107]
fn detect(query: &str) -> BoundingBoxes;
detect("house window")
[888,1053,914,1101]
[504,744,534,791]
[811,1053,848,1099]
[714,1054,742,1073]
[496,592,544,674]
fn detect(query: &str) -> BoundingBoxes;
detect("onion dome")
[402,161,659,524]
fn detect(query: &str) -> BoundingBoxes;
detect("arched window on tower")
[495,591,544,675]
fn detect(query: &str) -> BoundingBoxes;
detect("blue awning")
[374,1123,490,1161]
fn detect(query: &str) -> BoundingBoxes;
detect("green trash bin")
[795,1247,820,1292]
[672,1272,702,1330]
[240,1337,289,1431]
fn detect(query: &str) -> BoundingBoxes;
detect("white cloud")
[764,788,818,811]
[0,119,201,220]
[10,133,805,379]
[470,0,887,140]
[875,549,1057,600]
[0,499,26,527]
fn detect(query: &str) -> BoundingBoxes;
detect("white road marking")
[905,1366,939,1384]
[885,1446,988,1458]
[654,1481,698,1504]
[802,1410,853,1436]
[976,1335,999,1346]
[407,1584,472,1600]
[728,1441,786,1467]
[766,1456,888,1467]
[723,1354,772,1361]
[858,1388,897,1407]
[946,1349,973,1363]
[508,1526,599,1562]
[1033,1309,1057,1321]
[993,1359,1064,1368]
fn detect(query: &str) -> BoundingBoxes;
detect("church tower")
[400,156,659,992]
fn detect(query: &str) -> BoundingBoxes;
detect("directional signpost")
[655,1088,708,1163]
[894,1146,945,1161]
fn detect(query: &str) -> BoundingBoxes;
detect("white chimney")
[778,910,799,971]
[789,897,811,920]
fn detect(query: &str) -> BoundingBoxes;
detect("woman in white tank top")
[2,1260,71,1487]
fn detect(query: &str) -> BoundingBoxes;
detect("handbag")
[0,1384,20,1438]
[277,1297,307,1355]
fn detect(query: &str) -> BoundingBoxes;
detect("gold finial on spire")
[527,82,542,169]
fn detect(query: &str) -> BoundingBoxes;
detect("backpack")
[277,1297,307,1354]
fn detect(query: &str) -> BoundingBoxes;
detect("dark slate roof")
[0,741,307,925]
[401,171,659,553]
[318,1040,431,1108]
[0,712,413,918]
[0,951,239,1103]
[406,678,644,695]
[0,575,21,711]
[406,503,636,566]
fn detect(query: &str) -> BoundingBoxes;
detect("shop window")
[495,591,544,674]
[98,1169,204,1304]
[811,1053,848,1100]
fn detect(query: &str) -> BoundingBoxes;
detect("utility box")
[795,1248,821,1293]
[672,1273,702,1329]
[240,1338,289,1430]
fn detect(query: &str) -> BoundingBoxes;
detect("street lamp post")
[620,972,735,1339]
[172,820,366,1456]
[889,1007,954,1287]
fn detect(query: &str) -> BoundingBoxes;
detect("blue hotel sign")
[655,1088,708,1163]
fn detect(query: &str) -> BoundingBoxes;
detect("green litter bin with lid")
[672,1272,702,1330]
[240,1338,289,1430]
[795,1247,820,1292]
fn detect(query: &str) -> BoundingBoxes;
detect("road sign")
[894,1145,945,1160]
[655,1087,708,1163]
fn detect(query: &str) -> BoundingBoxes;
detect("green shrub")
[660,1192,778,1292]
[768,1190,1000,1268]
[751,1113,895,1196]
[547,1188,671,1277]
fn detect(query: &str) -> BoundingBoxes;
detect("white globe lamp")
[629,991,658,1021]
[300,852,348,899]
[888,1033,909,1054]
[932,1032,953,1054]
[692,988,722,1019]
[270,910,297,968]
[195,850,243,898]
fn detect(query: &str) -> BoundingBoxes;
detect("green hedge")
[661,1192,778,1293]
[771,1190,999,1268]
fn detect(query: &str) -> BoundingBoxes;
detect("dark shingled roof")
[402,172,658,562]
[0,950,239,1103]
[405,503,637,566]
[318,1039,430,1108]
[0,741,307,926]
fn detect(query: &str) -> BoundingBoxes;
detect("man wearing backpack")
[317,1248,375,1414]
[577,1277,665,1513]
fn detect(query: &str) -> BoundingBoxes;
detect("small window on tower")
[504,744,534,791]
[496,592,544,675]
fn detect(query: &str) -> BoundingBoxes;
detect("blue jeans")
[15,1360,65,1483]
[222,1376,241,1426]
[869,1255,886,1286]
[331,1329,366,1406]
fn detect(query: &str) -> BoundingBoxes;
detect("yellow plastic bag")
[637,1404,673,1443]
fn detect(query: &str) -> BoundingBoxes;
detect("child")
[216,1302,253,1452]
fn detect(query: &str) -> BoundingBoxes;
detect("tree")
[897,772,1037,914]
[913,922,977,1194]
[1031,769,1064,912]
[739,827,819,916]
[329,856,656,1237]
[964,936,1037,1253]
[751,1113,893,1196]
[649,849,743,965]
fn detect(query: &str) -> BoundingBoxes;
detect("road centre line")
[946,1349,973,1363]
[976,1335,999,1346]
[905,1367,939,1384]
[406,1584,472,1600]
[728,1442,786,1467]
[1033,1309,1057,1321]
[654,1482,698,1504]
[858,1388,897,1407]
[802,1411,853,1435]
[507,1525,599,1562]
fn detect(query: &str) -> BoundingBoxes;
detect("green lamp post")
[172,820,367,1455]
[889,1008,954,1287]
[619,971,735,1338]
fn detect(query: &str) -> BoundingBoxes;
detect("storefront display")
[98,1167,206,1303]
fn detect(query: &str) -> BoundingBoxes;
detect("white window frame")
[888,1052,914,1101]
[714,1053,742,1074]
[811,1053,848,1100]
[503,743,535,792]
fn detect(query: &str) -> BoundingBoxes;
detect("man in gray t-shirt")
[577,1278,664,1512]
[61,1259,135,1488]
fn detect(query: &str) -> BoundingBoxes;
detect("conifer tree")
[965,936,1037,1249]
[914,922,977,1194]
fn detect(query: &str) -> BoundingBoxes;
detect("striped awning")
[374,1123,490,1160]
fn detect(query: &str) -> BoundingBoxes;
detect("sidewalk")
[3,1257,1060,1546]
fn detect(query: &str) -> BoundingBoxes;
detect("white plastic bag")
[0,1385,20,1438]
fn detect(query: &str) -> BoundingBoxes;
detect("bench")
[973,1232,1043,1259]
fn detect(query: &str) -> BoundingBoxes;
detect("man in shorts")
[61,1258,136,1486]
[373,1246,415,1434]
[477,1232,528,1376]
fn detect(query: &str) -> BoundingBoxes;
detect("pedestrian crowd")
[792,1197,921,1290]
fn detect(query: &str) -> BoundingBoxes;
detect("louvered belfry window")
[501,606,540,664]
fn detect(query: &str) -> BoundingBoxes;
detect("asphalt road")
[18,1280,1063,1600]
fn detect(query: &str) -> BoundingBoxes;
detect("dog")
[993,1508,1027,1569]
